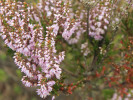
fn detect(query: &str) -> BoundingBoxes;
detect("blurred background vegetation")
[0,0,133,100]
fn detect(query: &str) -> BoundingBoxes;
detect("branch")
[62,67,79,78]
[92,27,119,72]
[87,8,94,46]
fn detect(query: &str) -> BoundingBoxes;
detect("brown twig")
[62,67,79,78]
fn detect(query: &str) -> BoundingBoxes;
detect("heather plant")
[0,0,133,100]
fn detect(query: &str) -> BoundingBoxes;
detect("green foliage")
[0,69,8,82]
[121,10,133,36]
[6,48,15,57]
[31,97,37,100]
[0,51,7,61]
[13,85,22,94]
[16,69,22,78]
[102,89,115,100]
[51,83,62,95]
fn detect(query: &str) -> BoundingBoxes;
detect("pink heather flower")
[55,72,61,79]
[49,69,56,76]
[52,96,55,100]
[52,24,59,35]
[23,48,30,56]
[36,85,50,98]
[88,0,111,40]
[88,0,127,40]
[0,0,65,99]
[48,0,86,44]
[21,77,32,87]
[36,81,55,98]
[111,93,117,100]
[47,81,56,87]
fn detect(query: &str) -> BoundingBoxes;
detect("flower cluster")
[88,0,112,40]
[0,0,65,98]
[88,0,131,40]
[37,0,86,44]
[53,0,86,44]
[81,42,90,56]
[0,0,133,99]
